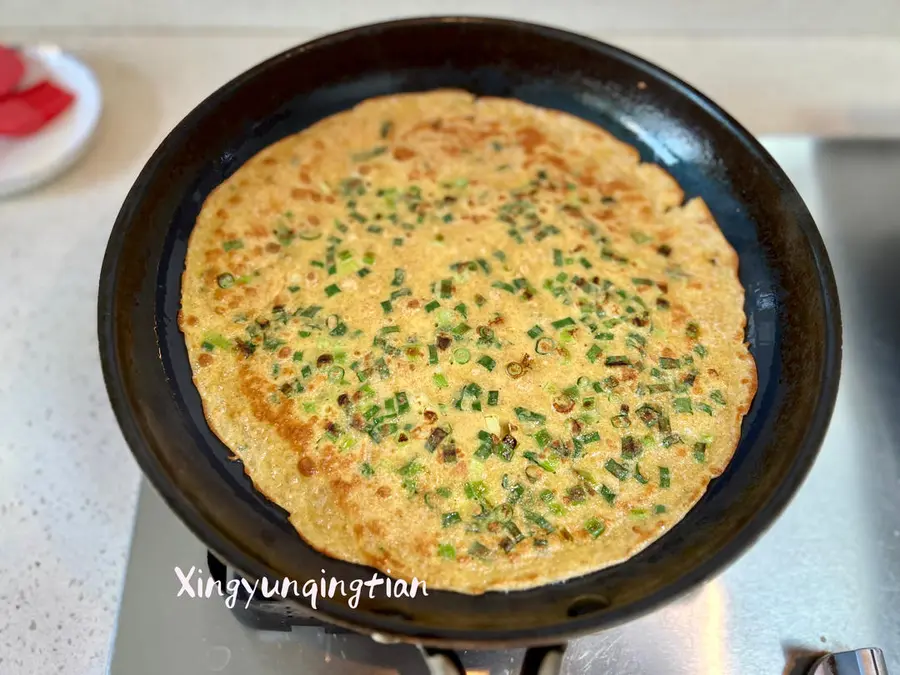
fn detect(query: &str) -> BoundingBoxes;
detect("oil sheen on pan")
[178,90,757,594]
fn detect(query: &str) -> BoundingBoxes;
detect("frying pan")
[97,15,841,670]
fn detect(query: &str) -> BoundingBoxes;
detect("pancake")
[179,90,757,594]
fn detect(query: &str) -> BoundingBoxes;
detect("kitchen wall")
[3,0,900,35]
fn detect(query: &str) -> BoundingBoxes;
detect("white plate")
[0,44,102,198]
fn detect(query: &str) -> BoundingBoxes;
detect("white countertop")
[0,22,898,675]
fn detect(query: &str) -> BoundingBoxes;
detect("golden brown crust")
[180,90,756,594]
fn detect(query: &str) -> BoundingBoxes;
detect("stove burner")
[206,550,891,675]
[206,550,350,633]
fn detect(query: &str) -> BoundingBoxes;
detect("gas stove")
[107,138,900,674]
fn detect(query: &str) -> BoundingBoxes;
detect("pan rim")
[98,15,842,645]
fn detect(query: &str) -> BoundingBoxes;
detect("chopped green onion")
[697,402,714,415]
[659,466,671,488]
[424,300,440,313]
[222,239,244,251]
[523,451,555,473]
[440,278,453,298]
[425,427,448,452]
[586,344,603,363]
[324,284,341,297]
[535,337,556,354]
[711,390,726,405]
[391,268,405,286]
[551,317,575,329]
[600,485,616,505]
[674,397,693,414]
[452,322,472,336]
[693,442,707,463]
[621,435,641,459]
[438,543,456,560]
[441,512,462,528]
[360,462,375,477]
[634,464,649,484]
[659,357,680,369]
[605,355,631,366]
[216,273,235,289]
[453,348,471,364]
[694,344,708,358]
[524,510,555,533]
[492,281,516,293]
[534,429,551,448]
[553,249,564,266]
[515,407,546,425]
[527,325,544,339]
[605,458,628,481]
[661,434,682,448]
[433,373,449,389]
[576,433,602,452]
[477,355,496,371]
[465,541,489,559]
[380,300,392,314]
[585,518,606,538]
[428,344,439,364]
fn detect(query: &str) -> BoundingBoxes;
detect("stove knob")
[809,648,889,675]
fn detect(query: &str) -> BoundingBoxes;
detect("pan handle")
[420,644,567,675]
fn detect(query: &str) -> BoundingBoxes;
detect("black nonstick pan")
[98,15,841,670]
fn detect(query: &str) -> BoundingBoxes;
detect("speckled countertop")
[1,23,899,675]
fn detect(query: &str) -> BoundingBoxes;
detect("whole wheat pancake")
[180,90,756,594]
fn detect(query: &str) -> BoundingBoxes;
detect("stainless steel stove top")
[107,138,900,675]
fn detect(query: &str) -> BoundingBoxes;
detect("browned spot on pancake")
[359,165,371,175]
[515,126,545,154]
[278,346,291,359]
[579,173,596,188]
[216,209,228,219]
[313,140,324,150]
[393,147,416,161]
[198,353,213,367]
[262,157,276,166]
[607,179,633,192]
[185,315,198,327]
[376,486,391,498]
[298,456,317,476]
[324,195,335,204]
[365,521,385,538]
[204,249,222,261]
[238,366,315,451]
[291,187,322,202]
[265,242,281,254]
[299,170,311,184]
[544,154,569,172]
